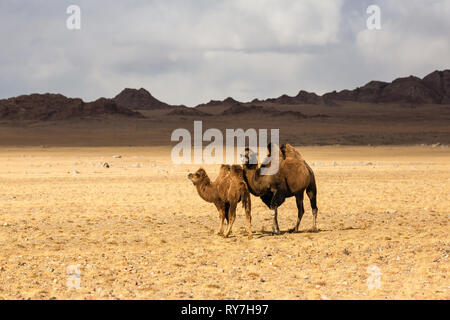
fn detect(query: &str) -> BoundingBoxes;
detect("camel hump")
[218,164,231,176]
[230,164,244,178]
[281,143,303,160]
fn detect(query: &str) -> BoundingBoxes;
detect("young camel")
[242,143,318,234]
[188,165,252,239]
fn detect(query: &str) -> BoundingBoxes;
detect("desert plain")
[0,145,448,300]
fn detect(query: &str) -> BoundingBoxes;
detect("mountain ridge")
[1,69,448,121]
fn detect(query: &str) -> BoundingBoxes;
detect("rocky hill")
[266,90,322,105]
[1,69,448,122]
[323,70,450,104]
[195,97,241,108]
[0,94,144,121]
[248,69,450,106]
[114,88,178,110]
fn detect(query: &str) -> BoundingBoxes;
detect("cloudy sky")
[0,0,449,106]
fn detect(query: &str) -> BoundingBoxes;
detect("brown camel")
[242,143,318,234]
[188,165,252,238]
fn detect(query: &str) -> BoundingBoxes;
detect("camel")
[242,143,318,235]
[188,164,252,239]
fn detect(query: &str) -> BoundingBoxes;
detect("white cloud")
[356,0,450,79]
[0,0,448,105]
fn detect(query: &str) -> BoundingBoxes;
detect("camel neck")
[195,179,216,203]
[243,166,261,196]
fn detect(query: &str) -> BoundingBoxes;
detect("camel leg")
[217,216,225,236]
[215,203,226,236]
[223,203,237,238]
[246,215,252,239]
[307,188,318,233]
[290,190,305,233]
[272,207,281,235]
[244,195,252,239]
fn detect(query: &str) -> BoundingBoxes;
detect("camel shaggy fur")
[188,165,252,238]
[243,143,318,234]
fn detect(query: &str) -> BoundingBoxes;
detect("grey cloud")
[0,0,448,106]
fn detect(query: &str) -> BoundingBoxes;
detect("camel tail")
[305,162,318,210]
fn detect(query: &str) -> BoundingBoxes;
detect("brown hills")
[1,69,448,122]
[323,70,450,104]
[266,90,322,105]
[182,70,450,107]
[114,88,179,110]
[195,97,241,108]
[0,94,144,121]
[0,69,449,146]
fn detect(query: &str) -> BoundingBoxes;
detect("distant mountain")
[254,69,450,106]
[266,90,322,105]
[322,70,450,104]
[1,70,448,123]
[0,94,143,121]
[114,88,179,110]
[422,70,450,104]
[195,97,241,108]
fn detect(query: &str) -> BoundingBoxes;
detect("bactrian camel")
[242,143,318,234]
[188,165,252,238]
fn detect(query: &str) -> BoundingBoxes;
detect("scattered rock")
[432,143,441,148]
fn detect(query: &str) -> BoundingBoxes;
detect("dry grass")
[0,146,448,300]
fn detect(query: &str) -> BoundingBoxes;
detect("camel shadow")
[222,225,366,239]
[315,226,366,233]
[255,228,322,238]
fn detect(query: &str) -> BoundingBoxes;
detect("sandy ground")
[0,146,448,300]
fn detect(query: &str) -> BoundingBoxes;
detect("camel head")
[188,168,209,186]
[242,147,258,169]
